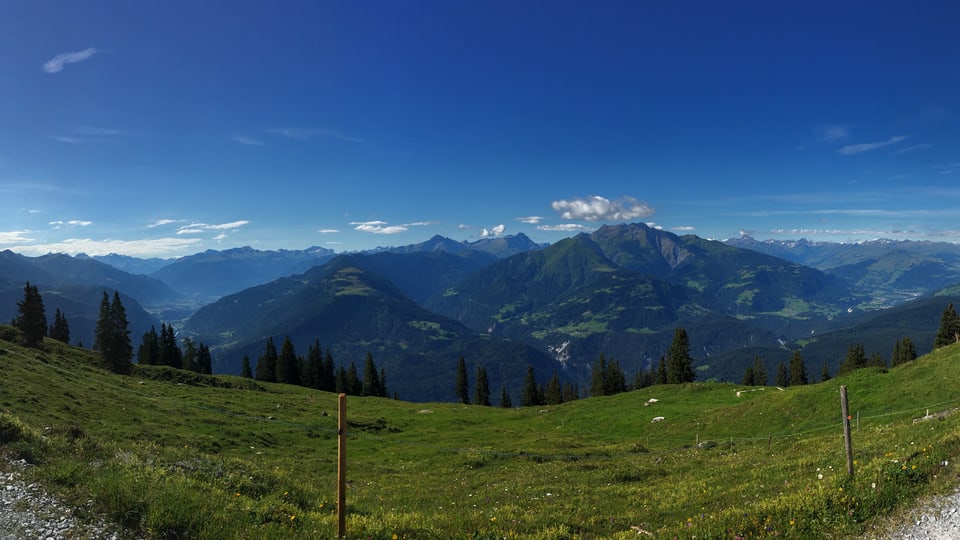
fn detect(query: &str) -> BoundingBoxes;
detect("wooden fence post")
[338,393,347,538]
[840,385,854,477]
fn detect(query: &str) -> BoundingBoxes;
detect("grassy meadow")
[2,324,960,538]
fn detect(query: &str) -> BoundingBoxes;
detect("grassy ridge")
[2,326,960,538]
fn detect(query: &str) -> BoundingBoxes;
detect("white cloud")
[10,237,200,257]
[403,221,439,227]
[837,136,908,155]
[458,224,471,230]
[148,219,180,228]
[317,228,340,234]
[48,220,92,229]
[536,224,589,232]
[350,221,407,234]
[480,224,506,237]
[43,47,98,74]
[516,216,544,224]
[551,195,654,222]
[0,230,35,245]
[894,143,933,155]
[212,233,227,241]
[818,124,850,142]
[267,127,364,143]
[671,226,696,232]
[176,220,249,235]
[231,134,264,146]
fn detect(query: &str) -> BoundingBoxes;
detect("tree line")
[241,337,390,398]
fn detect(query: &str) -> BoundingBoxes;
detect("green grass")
[2,326,960,538]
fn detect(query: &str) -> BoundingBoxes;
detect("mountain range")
[6,224,960,401]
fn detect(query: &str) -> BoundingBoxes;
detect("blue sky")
[2,1,959,258]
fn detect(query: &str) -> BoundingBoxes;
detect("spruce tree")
[656,356,667,384]
[137,326,160,365]
[304,340,323,389]
[752,356,768,386]
[788,350,808,386]
[561,383,578,402]
[520,366,542,407]
[499,387,512,408]
[197,343,212,374]
[901,336,917,364]
[335,365,347,393]
[241,354,253,378]
[346,362,362,395]
[742,366,755,386]
[95,292,132,374]
[14,282,47,348]
[840,343,867,374]
[255,337,278,382]
[868,352,886,370]
[322,351,336,392]
[455,356,469,404]
[774,361,789,387]
[820,360,831,382]
[159,323,182,369]
[604,358,626,395]
[666,328,695,384]
[474,366,491,406]
[544,372,563,405]
[277,336,301,385]
[935,303,960,349]
[361,353,381,397]
[590,354,607,396]
[49,308,70,344]
[181,337,198,372]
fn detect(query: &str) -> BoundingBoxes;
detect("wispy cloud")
[351,220,407,234]
[837,135,908,155]
[43,47,98,74]
[49,220,92,229]
[48,125,137,144]
[479,224,506,237]
[317,228,340,234]
[536,224,589,232]
[894,143,933,155]
[148,219,183,228]
[231,134,264,146]
[267,127,364,143]
[818,124,850,142]
[671,226,696,232]
[516,216,544,224]
[551,195,654,222]
[176,220,250,235]
[0,230,35,245]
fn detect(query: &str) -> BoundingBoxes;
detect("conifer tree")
[158,323,182,369]
[752,356,768,386]
[840,342,867,374]
[345,362,362,395]
[604,358,627,395]
[277,336,301,385]
[14,282,46,348]
[197,342,212,374]
[137,326,160,365]
[520,366,542,407]
[666,328,695,383]
[474,366,491,406]
[742,366,755,386]
[788,350,808,386]
[322,351,336,392]
[455,356,469,404]
[774,361,789,387]
[544,372,563,405]
[499,387,512,408]
[891,339,903,367]
[335,365,347,393]
[656,355,667,384]
[868,352,886,370]
[94,292,132,374]
[304,340,323,389]
[900,336,917,364]
[820,360,831,382]
[255,337,278,382]
[561,383,578,402]
[49,308,70,344]
[241,354,253,378]
[181,337,198,372]
[935,303,960,349]
[361,353,381,397]
[590,353,607,396]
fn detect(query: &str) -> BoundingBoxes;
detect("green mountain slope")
[183,254,561,401]
[2,328,960,538]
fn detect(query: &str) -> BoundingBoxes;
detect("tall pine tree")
[94,292,132,374]
[454,356,469,404]
[666,328,695,384]
[474,366,491,406]
[48,308,70,344]
[520,366,543,407]
[361,352,382,397]
[137,326,160,365]
[936,303,960,349]
[276,336,301,385]
[788,350,808,386]
[255,337,278,382]
[13,282,46,348]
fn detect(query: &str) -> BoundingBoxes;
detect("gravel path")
[0,458,122,540]
[869,487,960,540]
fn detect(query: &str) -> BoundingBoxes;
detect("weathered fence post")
[338,393,347,538]
[840,385,854,476]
